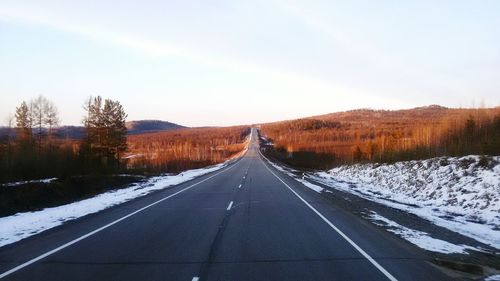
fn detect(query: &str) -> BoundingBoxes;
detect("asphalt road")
[0,129,456,280]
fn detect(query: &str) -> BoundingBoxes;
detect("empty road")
[0,129,453,280]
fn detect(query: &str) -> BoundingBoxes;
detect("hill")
[126,126,250,173]
[260,105,500,169]
[0,120,185,139]
[125,120,185,135]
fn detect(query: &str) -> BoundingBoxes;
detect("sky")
[1,1,499,127]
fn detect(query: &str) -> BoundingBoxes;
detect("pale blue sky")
[1,0,499,126]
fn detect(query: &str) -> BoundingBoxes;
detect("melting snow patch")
[369,212,478,254]
[297,179,324,193]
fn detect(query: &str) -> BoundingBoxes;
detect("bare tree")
[43,100,60,146]
[31,95,49,154]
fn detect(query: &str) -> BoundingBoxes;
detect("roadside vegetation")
[0,175,143,217]
[126,126,250,173]
[0,95,128,182]
[260,106,500,169]
[0,96,249,216]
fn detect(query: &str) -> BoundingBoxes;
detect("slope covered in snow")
[312,156,500,249]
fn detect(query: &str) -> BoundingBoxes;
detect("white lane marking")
[0,162,240,279]
[227,201,234,211]
[192,277,199,281]
[259,153,398,281]
[238,184,242,188]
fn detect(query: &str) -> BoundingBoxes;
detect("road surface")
[0,129,454,280]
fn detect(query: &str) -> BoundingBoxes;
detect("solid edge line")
[259,152,398,281]
[0,162,239,279]
[227,201,234,211]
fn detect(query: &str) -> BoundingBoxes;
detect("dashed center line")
[192,277,199,281]
[238,184,242,188]
[227,201,234,210]
[0,161,240,280]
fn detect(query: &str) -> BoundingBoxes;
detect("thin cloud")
[0,1,401,108]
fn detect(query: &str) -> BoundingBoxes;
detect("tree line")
[1,96,250,182]
[260,107,500,169]
[0,95,127,182]
[126,126,250,173]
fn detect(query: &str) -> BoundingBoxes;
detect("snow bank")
[368,212,478,254]
[486,274,500,281]
[1,178,58,187]
[0,162,228,248]
[313,156,500,249]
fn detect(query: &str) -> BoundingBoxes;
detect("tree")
[83,96,104,158]
[106,99,128,160]
[31,95,48,153]
[43,100,60,145]
[82,96,127,168]
[1,114,15,174]
[353,145,364,162]
[15,101,32,142]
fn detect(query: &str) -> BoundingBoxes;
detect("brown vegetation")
[0,95,249,216]
[0,95,249,183]
[126,126,250,173]
[260,106,500,169]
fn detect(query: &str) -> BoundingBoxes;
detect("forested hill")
[0,120,185,139]
[260,105,500,169]
[125,120,185,135]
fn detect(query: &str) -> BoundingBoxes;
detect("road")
[0,129,454,280]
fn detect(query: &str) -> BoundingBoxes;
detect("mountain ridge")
[0,120,186,139]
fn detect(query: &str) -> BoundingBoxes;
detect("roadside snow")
[297,178,324,193]
[0,162,230,248]
[1,178,58,187]
[312,156,500,249]
[265,159,325,193]
[261,152,499,251]
[369,212,478,254]
[485,274,500,281]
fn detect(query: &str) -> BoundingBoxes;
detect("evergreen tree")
[106,99,128,160]
[15,101,32,142]
[82,96,127,168]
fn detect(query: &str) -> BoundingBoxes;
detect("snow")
[0,129,251,248]
[369,212,478,254]
[485,275,500,281]
[259,135,273,146]
[263,156,325,193]
[261,153,499,251]
[1,178,58,187]
[0,161,232,248]
[297,178,324,193]
[310,156,500,249]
